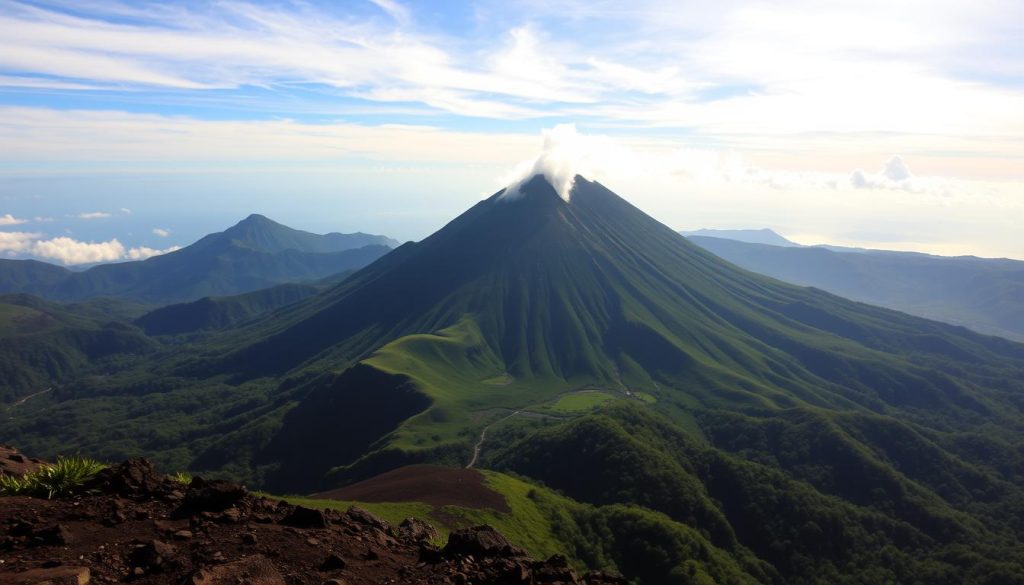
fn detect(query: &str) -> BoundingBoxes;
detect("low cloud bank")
[0,231,179,265]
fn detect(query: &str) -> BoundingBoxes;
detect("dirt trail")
[467,410,521,469]
[10,387,52,408]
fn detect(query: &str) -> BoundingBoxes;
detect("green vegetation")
[489,402,1024,584]
[136,282,325,336]
[0,294,155,403]
[170,471,193,486]
[0,456,106,499]
[4,177,1024,584]
[545,391,619,414]
[283,469,768,583]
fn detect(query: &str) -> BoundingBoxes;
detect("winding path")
[466,409,522,469]
[11,387,51,408]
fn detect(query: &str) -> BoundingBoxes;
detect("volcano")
[7,175,1024,585]
[217,175,1024,489]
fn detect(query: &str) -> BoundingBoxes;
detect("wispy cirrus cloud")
[0,0,1022,258]
[76,211,112,219]
[0,0,1019,143]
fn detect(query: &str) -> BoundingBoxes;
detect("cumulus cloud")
[0,231,43,253]
[501,124,621,201]
[76,211,112,219]
[0,230,179,265]
[152,228,171,237]
[0,213,27,226]
[126,245,180,260]
[883,155,912,181]
[850,155,924,192]
[120,208,132,214]
[31,237,128,264]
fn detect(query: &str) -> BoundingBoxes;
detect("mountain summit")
[221,214,399,254]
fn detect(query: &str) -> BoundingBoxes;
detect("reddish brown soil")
[314,465,511,513]
[0,457,625,585]
[0,446,44,478]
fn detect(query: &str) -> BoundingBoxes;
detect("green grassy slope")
[287,469,773,585]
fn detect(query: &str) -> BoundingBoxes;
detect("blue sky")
[0,0,1022,263]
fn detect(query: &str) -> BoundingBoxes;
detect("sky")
[0,0,1022,264]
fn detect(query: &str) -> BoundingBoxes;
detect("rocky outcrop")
[0,446,45,478]
[0,454,626,585]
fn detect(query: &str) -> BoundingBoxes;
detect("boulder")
[344,506,389,531]
[129,539,177,571]
[443,526,526,559]
[27,524,73,547]
[398,518,439,542]
[86,459,161,496]
[179,477,247,513]
[0,446,46,478]
[280,506,328,529]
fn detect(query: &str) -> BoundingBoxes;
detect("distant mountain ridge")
[0,215,397,305]
[680,228,799,247]
[687,233,1024,341]
[215,213,400,253]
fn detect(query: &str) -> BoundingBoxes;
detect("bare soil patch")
[314,465,510,513]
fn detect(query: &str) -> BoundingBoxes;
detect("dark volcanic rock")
[30,524,73,547]
[87,458,162,496]
[398,517,438,542]
[443,525,526,558]
[280,506,329,529]
[319,552,347,571]
[344,506,389,531]
[130,540,177,571]
[0,445,46,478]
[179,477,247,513]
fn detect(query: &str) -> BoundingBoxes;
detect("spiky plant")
[170,471,193,486]
[0,456,106,498]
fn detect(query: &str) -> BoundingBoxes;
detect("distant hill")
[680,228,798,246]
[213,213,400,253]
[688,235,1024,341]
[0,293,154,403]
[0,215,397,305]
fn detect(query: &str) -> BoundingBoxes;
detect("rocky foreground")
[0,449,624,585]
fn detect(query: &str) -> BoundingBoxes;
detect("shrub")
[0,456,106,499]
[170,471,193,486]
